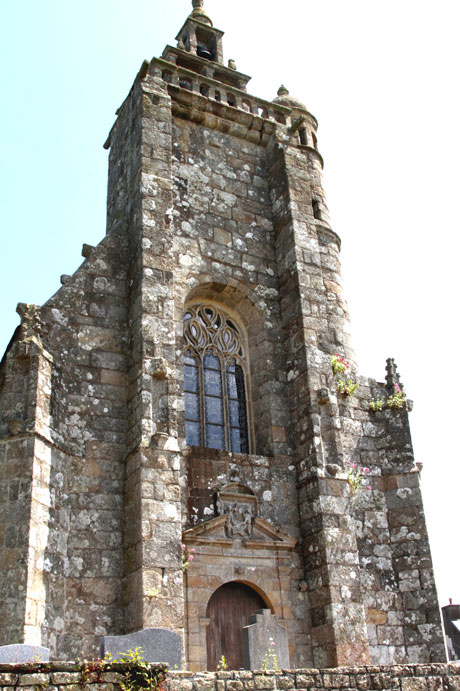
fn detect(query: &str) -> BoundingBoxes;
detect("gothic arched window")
[183,305,249,453]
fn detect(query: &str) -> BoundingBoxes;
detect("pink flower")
[364,467,370,474]
[351,463,357,468]
[367,486,371,490]
[188,555,194,562]
[181,544,186,551]
[190,548,196,553]
[395,383,401,393]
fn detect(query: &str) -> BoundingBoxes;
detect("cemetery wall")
[0,663,459,691]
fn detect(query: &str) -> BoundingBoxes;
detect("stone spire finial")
[190,0,213,26]
[385,357,403,391]
[277,85,289,97]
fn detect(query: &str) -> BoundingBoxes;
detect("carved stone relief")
[216,483,257,539]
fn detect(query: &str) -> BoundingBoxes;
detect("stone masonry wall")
[0,663,459,691]
[0,229,129,657]
[170,114,293,458]
[332,378,444,664]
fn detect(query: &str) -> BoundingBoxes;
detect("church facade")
[0,0,444,670]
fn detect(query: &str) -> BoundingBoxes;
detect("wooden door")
[206,582,266,670]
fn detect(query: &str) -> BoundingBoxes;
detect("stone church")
[0,0,445,671]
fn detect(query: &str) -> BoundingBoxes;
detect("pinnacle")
[190,0,213,26]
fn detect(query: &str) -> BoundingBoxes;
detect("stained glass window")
[184,351,201,446]
[183,305,249,453]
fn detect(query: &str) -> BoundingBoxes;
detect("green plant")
[331,354,349,376]
[369,397,384,412]
[262,637,279,671]
[34,676,50,691]
[331,355,358,398]
[78,658,106,688]
[34,681,51,691]
[345,460,371,496]
[336,377,359,397]
[387,383,406,409]
[216,654,228,671]
[181,544,195,573]
[113,648,166,691]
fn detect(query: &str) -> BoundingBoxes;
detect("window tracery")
[183,305,249,453]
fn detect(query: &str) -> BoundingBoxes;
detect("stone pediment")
[182,515,296,550]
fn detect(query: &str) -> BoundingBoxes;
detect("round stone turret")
[272,85,308,113]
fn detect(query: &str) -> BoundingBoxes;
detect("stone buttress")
[0,0,444,668]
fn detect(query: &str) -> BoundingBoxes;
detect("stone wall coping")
[0,661,168,673]
[0,663,458,675]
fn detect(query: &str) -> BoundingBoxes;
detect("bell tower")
[176,0,223,63]
[0,0,444,670]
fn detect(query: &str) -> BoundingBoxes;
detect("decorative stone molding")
[216,483,257,538]
[317,387,330,405]
[16,303,43,342]
[7,419,25,436]
[183,513,296,550]
[149,357,170,379]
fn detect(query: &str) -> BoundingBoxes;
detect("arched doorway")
[206,582,267,670]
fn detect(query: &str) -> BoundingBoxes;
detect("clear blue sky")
[1,0,459,608]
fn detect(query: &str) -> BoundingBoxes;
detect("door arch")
[206,581,268,670]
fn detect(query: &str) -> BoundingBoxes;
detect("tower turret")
[174,0,224,65]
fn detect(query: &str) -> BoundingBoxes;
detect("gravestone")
[242,609,289,670]
[0,644,50,663]
[101,628,181,667]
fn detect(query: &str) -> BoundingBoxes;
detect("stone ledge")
[0,664,458,689]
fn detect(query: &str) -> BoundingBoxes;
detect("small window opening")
[241,100,252,113]
[162,71,173,83]
[179,78,192,91]
[227,94,236,107]
[258,107,268,119]
[200,84,209,97]
[299,128,308,145]
[275,112,286,124]
[312,199,321,220]
[215,90,221,102]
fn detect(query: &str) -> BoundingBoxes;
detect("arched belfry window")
[183,305,249,453]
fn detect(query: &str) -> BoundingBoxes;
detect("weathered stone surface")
[0,665,457,691]
[0,645,50,663]
[243,610,290,671]
[0,674,18,684]
[18,674,51,686]
[101,628,181,667]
